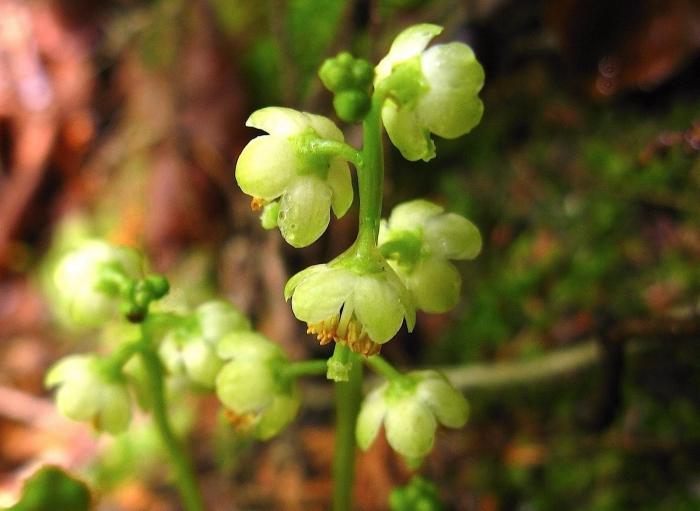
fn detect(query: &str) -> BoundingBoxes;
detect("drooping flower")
[356,370,468,463]
[235,107,354,247]
[375,24,485,161]
[51,240,143,327]
[285,251,415,356]
[379,199,481,313]
[158,300,251,388]
[215,331,299,439]
[46,354,132,434]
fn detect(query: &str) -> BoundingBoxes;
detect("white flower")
[379,199,481,313]
[235,107,353,247]
[46,354,132,434]
[51,240,142,327]
[285,257,415,356]
[375,24,485,161]
[356,370,468,462]
[215,331,299,439]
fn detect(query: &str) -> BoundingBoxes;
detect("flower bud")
[389,476,444,511]
[333,89,371,123]
[45,354,132,434]
[50,240,142,327]
[215,331,299,439]
[356,370,467,464]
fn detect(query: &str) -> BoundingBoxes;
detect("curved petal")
[257,391,300,440]
[291,267,354,324]
[416,373,469,428]
[356,385,388,450]
[375,24,443,83]
[387,199,443,232]
[382,100,435,162]
[353,274,405,343]
[278,177,332,247]
[182,340,224,388]
[215,361,276,413]
[96,384,131,434]
[284,264,328,300]
[196,300,251,345]
[425,213,482,260]
[385,398,437,459]
[216,331,282,361]
[236,136,298,200]
[303,112,344,142]
[418,43,485,139]
[408,257,461,313]
[327,159,353,218]
[247,107,310,136]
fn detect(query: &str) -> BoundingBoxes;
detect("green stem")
[333,350,362,511]
[365,355,404,382]
[283,359,328,378]
[306,138,363,168]
[356,93,385,250]
[140,343,205,511]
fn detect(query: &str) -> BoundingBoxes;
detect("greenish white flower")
[158,300,251,388]
[45,354,132,434]
[51,240,142,327]
[356,370,468,463]
[215,331,299,439]
[285,257,415,356]
[235,107,354,247]
[379,199,481,313]
[375,24,485,161]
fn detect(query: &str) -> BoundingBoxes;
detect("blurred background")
[1,0,700,509]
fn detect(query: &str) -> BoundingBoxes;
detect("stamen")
[250,197,266,211]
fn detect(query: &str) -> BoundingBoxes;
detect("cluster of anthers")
[307,313,381,356]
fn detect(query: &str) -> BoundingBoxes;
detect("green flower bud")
[285,249,415,356]
[379,199,481,313]
[389,476,444,511]
[333,89,371,123]
[375,24,485,161]
[215,331,299,439]
[235,107,353,247]
[356,370,467,464]
[195,300,251,345]
[45,354,132,434]
[51,240,142,327]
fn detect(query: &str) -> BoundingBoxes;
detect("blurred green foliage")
[4,466,91,511]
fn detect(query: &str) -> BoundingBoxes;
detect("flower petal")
[235,135,297,200]
[303,112,344,142]
[385,398,437,459]
[382,100,435,162]
[416,372,469,428]
[216,361,277,413]
[407,257,461,313]
[278,176,332,247]
[284,264,328,300]
[387,199,443,232]
[425,213,482,260]
[353,273,406,343]
[247,107,310,136]
[216,331,282,361]
[257,390,300,440]
[291,267,354,324]
[375,24,443,83]
[327,159,353,218]
[356,384,388,450]
[418,43,485,139]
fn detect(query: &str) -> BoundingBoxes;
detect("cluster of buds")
[318,52,374,122]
